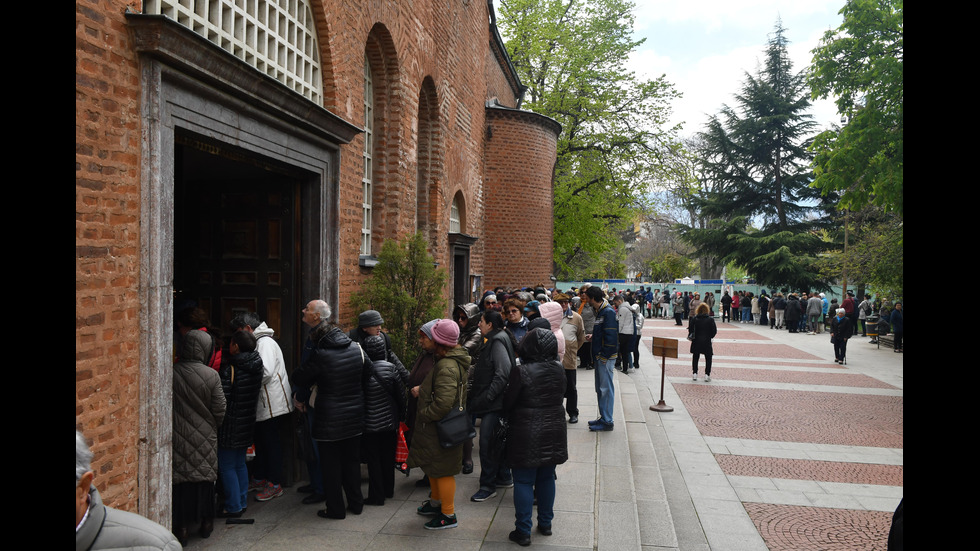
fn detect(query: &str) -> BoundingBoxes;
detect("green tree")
[349,232,447,367]
[680,21,833,290]
[498,0,680,279]
[808,0,904,216]
[813,206,903,297]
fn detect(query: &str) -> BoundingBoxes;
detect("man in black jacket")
[293,299,372,519]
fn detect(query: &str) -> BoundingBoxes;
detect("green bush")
[349,232,448,367]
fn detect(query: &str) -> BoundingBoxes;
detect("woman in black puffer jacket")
[361,334,407,506]
[217,330,264,517]
[502,328,568,545]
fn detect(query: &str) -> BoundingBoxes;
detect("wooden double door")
[174,138,302,372]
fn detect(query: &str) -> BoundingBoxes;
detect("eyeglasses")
[507,309,521,314]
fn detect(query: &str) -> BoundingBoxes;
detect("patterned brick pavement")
[641,315,902,550]
[672,384,903,448]
[716,455,904,486]
[658,361,896,388]
[743,503,894,551]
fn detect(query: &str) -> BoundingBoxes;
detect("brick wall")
[321,0,508,317]
[75,0,143,511]
[76,0,554,514]
[483,108,560,290]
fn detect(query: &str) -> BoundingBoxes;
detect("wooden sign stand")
[649,337,677,412]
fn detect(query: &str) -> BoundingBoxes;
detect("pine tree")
[681,20,834,290]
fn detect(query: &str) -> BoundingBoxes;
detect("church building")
[76,0,559,523]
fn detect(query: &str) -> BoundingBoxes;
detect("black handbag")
[435,370,475,448]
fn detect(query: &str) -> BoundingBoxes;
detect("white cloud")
[627,0,844,137]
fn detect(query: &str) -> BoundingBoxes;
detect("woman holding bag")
[407,319,471,530]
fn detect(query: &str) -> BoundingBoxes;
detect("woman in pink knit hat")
[406,319,471,530]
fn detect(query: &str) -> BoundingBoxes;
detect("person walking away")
[688,303,718,381]
[502,328,569,546]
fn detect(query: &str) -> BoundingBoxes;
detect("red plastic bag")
[395,422,410,476]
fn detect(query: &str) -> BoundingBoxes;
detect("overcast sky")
[627,0,846,139]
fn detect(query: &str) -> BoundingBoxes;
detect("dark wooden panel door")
[175,173,300,372]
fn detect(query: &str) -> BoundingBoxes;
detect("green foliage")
[645,252,696,283]
[680,21,834,290]
[498,0,681,279]
[813,206,903,297]
[348,232,447,367]
[808,0,903,216]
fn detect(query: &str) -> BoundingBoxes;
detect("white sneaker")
[705,375,711,382]
[692,373,698,380]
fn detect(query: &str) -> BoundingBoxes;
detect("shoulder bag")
[435,366,475,448]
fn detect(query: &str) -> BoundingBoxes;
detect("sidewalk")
[189,316,903,550]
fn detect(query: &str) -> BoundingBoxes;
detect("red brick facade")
[76,0,558,521]
[76,0,145,510]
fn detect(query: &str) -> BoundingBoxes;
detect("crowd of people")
[158,281,901,547]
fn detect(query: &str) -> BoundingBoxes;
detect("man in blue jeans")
[584,286,618,431]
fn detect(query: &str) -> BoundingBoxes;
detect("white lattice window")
[361,55,375,256]
[450,196,461,233]
[144,0,323,104]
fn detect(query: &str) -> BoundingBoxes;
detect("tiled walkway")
[647,316,903,550]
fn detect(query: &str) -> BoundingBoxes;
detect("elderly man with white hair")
[76,430,182,550]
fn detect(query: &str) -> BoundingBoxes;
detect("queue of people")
[164,282,900,546]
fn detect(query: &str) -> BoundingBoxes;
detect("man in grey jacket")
[806,293,824,334]
[76,430,182,550]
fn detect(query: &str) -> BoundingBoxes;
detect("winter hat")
[418,319,439,340]
[431,319,460,347]
[358,310,384,327]
[525,300,541,314]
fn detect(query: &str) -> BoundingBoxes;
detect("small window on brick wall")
[361,55,374,256]
[450,193,462,234]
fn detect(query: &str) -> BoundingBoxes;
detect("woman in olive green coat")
[407,319,470,530]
